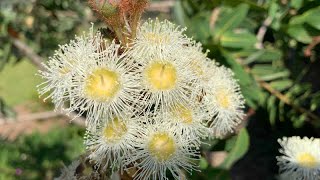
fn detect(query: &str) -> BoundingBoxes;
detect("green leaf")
[241,85,263,109]
[220,128,249,169]
[223,51,253,85]
[220,30,257,48]
[270,79,293,91]
[223,52,263,108]
[291,0,303,9]
[267,95,277,125]
[243,49,282,64]
[199,157,209,170]
[251,64,275,76]
[188,11,211,42]
[173,0,187,27]
[213,3,250,40]
[268,1,279,20]
[289,6,320,30]
[287,24,312,43]
[305,7,320,30]
[259,70,290,81]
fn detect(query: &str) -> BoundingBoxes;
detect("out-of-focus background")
[1,0,320,179]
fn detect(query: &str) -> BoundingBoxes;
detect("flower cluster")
[277,136,320,180]
[38,19,245,179]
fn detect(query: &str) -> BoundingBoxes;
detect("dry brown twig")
[304,36,320,57]
[251,17,320,123]
[210,8,221,30]
[255,17,272,49]
[238,59,320,124]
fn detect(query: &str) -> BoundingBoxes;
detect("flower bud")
[88,0,119,18]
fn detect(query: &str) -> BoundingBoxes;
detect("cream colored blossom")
[38,26,104,110]
[85,114,142,171]
[66,41,140,127]
[203,66,245,137]
[277,136,320,180]
[125,119,199,180]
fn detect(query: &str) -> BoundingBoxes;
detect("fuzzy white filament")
[126,118,199,180]
[37,26,104,110]
[277,136,320,180]
[203,67,245,137]
[85,114,142,171]
[67,41,140,127]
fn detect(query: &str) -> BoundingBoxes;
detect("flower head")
[203,66,245,137]
[277,136,320,180]
[85,114,142,171]
[136,49,199,114]
[126,119,199,180]
[165,103,210,145]
[37,26,104,109]
[129,18,193,62]
[66,41,140,126]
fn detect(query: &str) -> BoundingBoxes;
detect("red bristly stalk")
[88,0,149,46]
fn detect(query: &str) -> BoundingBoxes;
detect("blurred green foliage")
[0,126,84,180]
[175,0,320,127]
[174,0,320,178]
[0,60,42,106]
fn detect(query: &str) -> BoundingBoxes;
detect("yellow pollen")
[103,118,127,143]
[59,66,71,75]
[216,90,231,108]
[172,105,193,124]
[145,61,177,90]
[148,133,176,161]
[58,59,76,75]
[85,68,120,101]
[145,32,169,44]
[190,60,204,77]
[296,152,317,168]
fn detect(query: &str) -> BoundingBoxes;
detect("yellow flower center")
[148,133,176,161]
[145,32,169,44]
[85,68,120,101]
[145,61,177,90]
[215,89,231,108]
[103,118,127,143]
[172,105,193,124]
[296,152,317,168]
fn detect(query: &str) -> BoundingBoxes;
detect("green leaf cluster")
[0,126,84,180]
[175,1,320,178]
[174,0,320,127]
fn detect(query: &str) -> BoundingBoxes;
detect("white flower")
[84,114,142,171]
[130,18,193,61]
[203,66,245,137]
[54,160,80,180]
[37,26,104,110]
[67,41,140,126]
[277,136,320,180]
[183,43,219,99]
[136,50,198,114]
[125,119,199,180]
[165,102,210,146]
[185,43,217,83]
